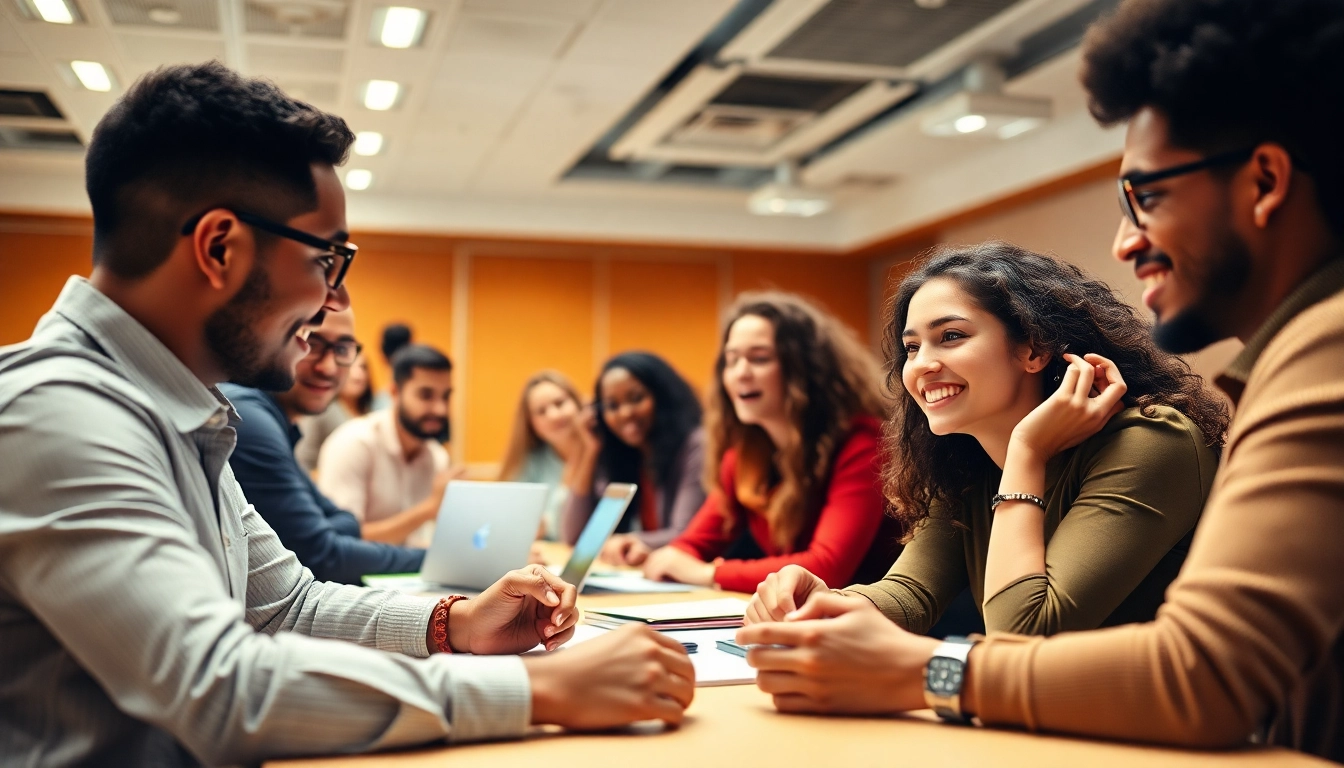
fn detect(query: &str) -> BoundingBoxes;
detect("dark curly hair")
[1081,0,1344,236]
[881,243,1230,535]
[594,352,703,534]
[705,292,889,549]
[86,60,354,277]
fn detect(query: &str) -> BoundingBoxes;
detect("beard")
[205,261,296,392]
[1151,227,1254,354]
[398,406,448,441]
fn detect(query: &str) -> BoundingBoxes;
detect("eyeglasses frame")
[1117,146,1257,229]
[180,209,357,290]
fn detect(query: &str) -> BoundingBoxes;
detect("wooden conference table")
[270,545,1332,768]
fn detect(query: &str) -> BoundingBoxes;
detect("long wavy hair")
[882,242,1230,536]
[497,370,583,481]
[593,352,703,531]
[706,292,890,550]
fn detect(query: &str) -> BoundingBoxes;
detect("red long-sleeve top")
[669,415,902,594]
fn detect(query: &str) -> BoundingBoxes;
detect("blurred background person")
[638,292,900,591]
[561,352,705,555]
[370,321,412,412]
[296,349,373,473]
[319,344,455,547]
[498,371,587,541]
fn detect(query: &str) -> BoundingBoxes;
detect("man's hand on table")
[524,624,696,730]
[449,565,579,654]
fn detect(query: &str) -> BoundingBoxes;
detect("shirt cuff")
[374,591,439,657]
[445,655,532,743]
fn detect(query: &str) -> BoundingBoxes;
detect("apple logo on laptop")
[472,523,490,551]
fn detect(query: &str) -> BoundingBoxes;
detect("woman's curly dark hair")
[881,242,1230,536]
[705,292,889,550]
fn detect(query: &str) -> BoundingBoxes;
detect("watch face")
[927,657,964,695]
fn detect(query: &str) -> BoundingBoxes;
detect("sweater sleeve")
[844,501,970,634]
[969,296,1344,751]
[668,451,742,562]
[982,408,1212,635]
[710,426,887,593]
[635,428,708,549]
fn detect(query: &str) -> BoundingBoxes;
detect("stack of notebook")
[583,597,750,631]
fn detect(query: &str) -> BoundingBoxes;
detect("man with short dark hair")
[0,62,692,767]
[222,306,427,583]
[318,344,455,546]
[737,0,1344,760]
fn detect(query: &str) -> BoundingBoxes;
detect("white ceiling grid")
[0,0,1122,250]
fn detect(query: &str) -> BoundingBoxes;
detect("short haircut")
[380,323,413,363]
[85,60,354,277]
[391,344,452,386]
[1081,0,1344,235]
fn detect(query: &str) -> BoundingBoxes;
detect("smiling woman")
[828,242,1228,637]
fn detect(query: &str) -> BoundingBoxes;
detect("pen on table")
[681,641,698,654]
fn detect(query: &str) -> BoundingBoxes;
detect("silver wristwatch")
[924,635,979,723]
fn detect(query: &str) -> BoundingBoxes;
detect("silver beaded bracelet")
[990,493,1046,511]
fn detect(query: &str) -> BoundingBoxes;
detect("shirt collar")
[45,276,232,434]
[1216,257,1344,404]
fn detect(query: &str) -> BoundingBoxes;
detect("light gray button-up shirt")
[0,277,530,767]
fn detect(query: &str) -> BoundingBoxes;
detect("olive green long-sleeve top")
[847,405,1218,636]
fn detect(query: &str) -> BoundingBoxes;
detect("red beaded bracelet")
[429,595,469,654]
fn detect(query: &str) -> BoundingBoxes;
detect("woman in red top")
[639,291,902,593]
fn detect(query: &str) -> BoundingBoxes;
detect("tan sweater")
[971,258,1344,760]
[848,406,1216,636]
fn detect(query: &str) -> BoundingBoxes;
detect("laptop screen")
[559,483,636,588]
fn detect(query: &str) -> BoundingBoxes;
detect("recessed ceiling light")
[375,6,427,49]
[953,114,987,134]
[70,61,113,92]
[345,169,373,190]
[353,131,384,156]
[32,0,77,23]
[362,80,400,111]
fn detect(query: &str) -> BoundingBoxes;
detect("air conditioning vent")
[712,74,866,112]
[667,105,813,151]
[769,0,1020,68]
[103,0,219,30]
[0,127,83,151]
[0,90,65,119]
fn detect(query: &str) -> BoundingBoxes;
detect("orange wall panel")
[0,226,93,345]
[466,255,595,463]
[342,242,453,394]
[608,260,721,393]
[732,253,870,344]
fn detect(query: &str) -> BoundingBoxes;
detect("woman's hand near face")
[1010,353,1128,461]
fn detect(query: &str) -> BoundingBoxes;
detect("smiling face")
[900,277,1045,441]
[1113,107,1253,353]
[286,307,356,416]
[721,314,786,429]
[204,163,351,390]
[600,367,656,449]
[527,380,580,449]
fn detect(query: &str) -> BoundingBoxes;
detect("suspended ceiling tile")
[246,42,344,75]
[103,0,219,31]
[443,14,575,60]
[116,32,225,66]
[460,0,599,22]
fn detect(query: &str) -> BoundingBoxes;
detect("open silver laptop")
[557,483,636,591]
[419,481,548,591]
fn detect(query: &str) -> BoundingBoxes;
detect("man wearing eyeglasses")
[736,0,1344,761]
[220,307,428,584]
[317,344,457,548]
[0,62,693,767]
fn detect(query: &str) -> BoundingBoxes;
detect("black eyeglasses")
[181,209,357,290]
[1117,147,1255,229]
[307,336,363,366]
